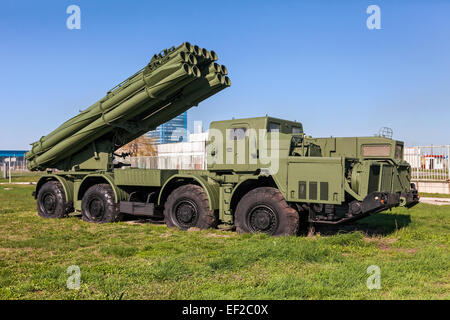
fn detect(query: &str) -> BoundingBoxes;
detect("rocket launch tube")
[119,74,230,146]
[27,47,198,160]
[26,61,193,161]
[27,42,230,170]
[28,64,196,170]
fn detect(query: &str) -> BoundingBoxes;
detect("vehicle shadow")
[70,212,165,224]
[313,213,412,237]
[70,212,411,237]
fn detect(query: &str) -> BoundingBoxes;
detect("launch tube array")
[26,42,230,171]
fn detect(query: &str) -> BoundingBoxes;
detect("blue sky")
[0,0,449,149]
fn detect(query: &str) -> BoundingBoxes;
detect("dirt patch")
[377,242,392,251]
[1,233,33,241]
[376,238,399,251]
[364,237,417,254]
[342,253,351,257]
[123,219,164,225]
[160,233,171,238]
[124,220,147,225]
[0,246,35,257]
[398,248,418,254]
[233,274,243,281]
[206,232,234,238]
[434,281,449,288]
[0,247,31,253]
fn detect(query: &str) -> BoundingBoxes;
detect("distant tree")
[117,135,157,157]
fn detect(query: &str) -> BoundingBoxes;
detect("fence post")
[8,156,11,184]
[448,146,450,180]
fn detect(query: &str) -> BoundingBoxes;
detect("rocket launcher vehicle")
[26,42,230,171]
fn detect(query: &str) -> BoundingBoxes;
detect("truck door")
[227,123,252,172]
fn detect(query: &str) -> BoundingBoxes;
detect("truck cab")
[205,116,418,229]
[207,116,303,172]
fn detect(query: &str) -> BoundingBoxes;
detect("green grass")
[0,172,43,183]
[420,193,450,199]
[0,184,449,300]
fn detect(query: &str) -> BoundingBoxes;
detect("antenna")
[378,127,393,139]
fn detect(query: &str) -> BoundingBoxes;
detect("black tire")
[81,184,122,223]
[37,181,71,218]
[164,184,218,230]
[235,187,299,236]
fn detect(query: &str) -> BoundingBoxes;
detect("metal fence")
[129,154,206,170]
[3,146,449,182]
[127,146,450,182]
[1,159,28,179]
[404,145,450,181]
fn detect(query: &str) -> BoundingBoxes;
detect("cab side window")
[268,122,281,132]
[229,128,247,140]
[292,126,302,134]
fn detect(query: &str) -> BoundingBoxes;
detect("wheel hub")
[248,205,278,234]
[253,210,271,229]
[42,193,56,213]
[88,198,104,218]
[174,199,198,228]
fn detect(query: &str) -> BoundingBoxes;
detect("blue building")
[148,112,187,145]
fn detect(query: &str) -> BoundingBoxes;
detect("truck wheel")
[37,181,70,218]
[164,184,218,230]
[81,184,122,223]
[235,187,299,236]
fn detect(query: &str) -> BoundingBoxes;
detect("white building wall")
[130,131,208,170]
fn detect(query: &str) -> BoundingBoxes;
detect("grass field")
[420,193,450,199]
[0,184,448,300]
[0,172,42,183]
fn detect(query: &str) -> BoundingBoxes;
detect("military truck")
[28,42,419,236]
